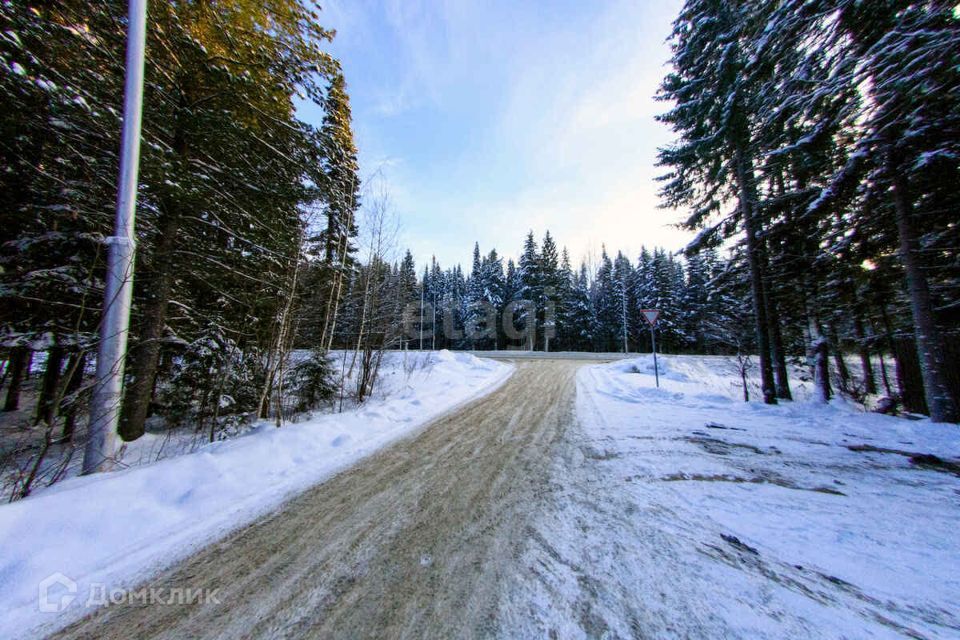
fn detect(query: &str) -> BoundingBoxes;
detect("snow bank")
[0,350,512,639]
[615,353,689,382]
[572,354,960,636]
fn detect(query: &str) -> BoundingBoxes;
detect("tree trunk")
[258,373,274,420]
[893,336,928,414]
[764,285,792,400]
[120,200,181,441]
[812,333,832,403]
[34,346,65,426]
[853,316,877,395]
[737,353,750,402]
[734,147,777,404]
[320,198,356,352]
[829,323,851,395]
[879,353,893,396]
[3,347,28,412]
[889,167,958,422]
[259,249,303,425]
[878,303,899,399]
[804,292,832,403]
[61,351,87,442]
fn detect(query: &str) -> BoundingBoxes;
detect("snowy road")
[53,360,583,639]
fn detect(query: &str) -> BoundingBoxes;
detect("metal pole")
[419,281,424,350]
[432,293,437,351]
[82,0,148,475]
[650,326,659,388]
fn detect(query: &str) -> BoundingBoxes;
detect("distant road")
[467,350,635,361]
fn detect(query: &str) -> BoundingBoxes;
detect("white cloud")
[447,0,690,266]
[322,0,690,270]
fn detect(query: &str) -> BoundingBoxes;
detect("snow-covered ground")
[0,350,512,639]
[5,351,957,638]
[511,354,960,638]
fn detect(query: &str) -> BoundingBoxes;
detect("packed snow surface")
[0,350,512,639]
[512,354,960,638]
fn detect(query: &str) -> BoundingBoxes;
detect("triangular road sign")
[641,309,660,326]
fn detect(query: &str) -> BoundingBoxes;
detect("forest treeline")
[352,209,942,419]
[1,0,958,493]
[0,0,365,485]
[347,233,749,357]
[651,0,960,421]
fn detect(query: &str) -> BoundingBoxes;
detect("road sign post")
[650,326,659,388]
[640,309,660,388]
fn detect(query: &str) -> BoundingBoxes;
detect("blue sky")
[299,0,689,271]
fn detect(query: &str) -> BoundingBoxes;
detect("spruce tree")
[555,249,577,351]
[570,263,596,351]
[593,248,619,352]
[657,0,779,403]
[517,232,540,349]
[539,232,561,351]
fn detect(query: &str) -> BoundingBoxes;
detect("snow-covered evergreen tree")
[539,232,561,351]
[515,232,540,349]
[592,248,620,352]
[657,0,780,403]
